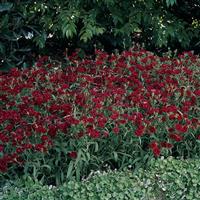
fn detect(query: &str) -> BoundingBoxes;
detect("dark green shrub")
[0,0,200,70]
[0,2,41,71]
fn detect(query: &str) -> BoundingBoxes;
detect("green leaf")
[113,152,118,162]
[33,33,47,48]
[76,166,81,181]
[80,29,93,43]
[67,161,74,179]
[94,27,105,35]
[0,42,5,54]
[14,48,31,52]
[0,3,13,12]
[75,149,82,166]
[41,164,51,171]
[0,60,14,72]
[167,26,175,37]
[0,14,9,30]
[94,142,98,152]
[166,0,177,7]
[62,22,77,38]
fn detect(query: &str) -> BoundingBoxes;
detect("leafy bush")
[1,0,200,70]
[58,157,200,200]
[0,48,200,185]
[1,158,200,200]
[0,2,40,70]
[0,177,57,200]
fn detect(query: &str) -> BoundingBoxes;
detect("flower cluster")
[0,49,200,173]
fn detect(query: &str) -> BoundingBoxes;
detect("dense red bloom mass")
[0,48,199,172]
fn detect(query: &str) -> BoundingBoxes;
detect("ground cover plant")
[0,47,200,185]
[1,158,200,200]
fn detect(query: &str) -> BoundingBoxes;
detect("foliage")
[145,157,200,199]
[0,0,200,70]
[0,176,57,200]
[0,2,39,71]
[58,157,200,200]
[0,48,199,185]
[1,158,200,200]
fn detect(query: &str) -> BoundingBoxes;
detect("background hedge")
[0,0,200,70]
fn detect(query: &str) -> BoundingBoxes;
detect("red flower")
[34,144,47,152]
[194,90,200,96]
[110,111,119,120]
[88,128,100,138]
[196,134,200,140]
[57,122,69,132]
[16,147,24,154]
[148,126,156,134]
[169,114,176,120]
[169,133,183,142]
[76,131,85,138]
[0,133,9,143]
[35,125,47,134]
[10,68,21,77]
[162,105,177,113]
[135,125,145,137]
[186,90,192,97]
[5,124,13,132]
[175,124,188,133]
[41,135,49,142]
[103,131,109,138]
[61,83,69,89]
[97,117,107,128]
[140,100,150,109]
[153,147,160,157]
[22,144,33,150]
[75,93,86,106]
[85,117,94,124]
[48,125,58,137]
[191,118,198,123]
[68,151,77,159]
[149,141,160,157]
[160,142,173,148]
[168,128,175,133]
[0,158,8,173]
[161,116,166,122]
[113,126,120,134]
[0,145,4,152]
[117,119,127,124]
[61,103,72,115]
[149,141,158,149]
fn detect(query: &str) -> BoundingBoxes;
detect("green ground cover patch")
[1,158,200,200]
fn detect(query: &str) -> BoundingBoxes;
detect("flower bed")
[0,48,200,184]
